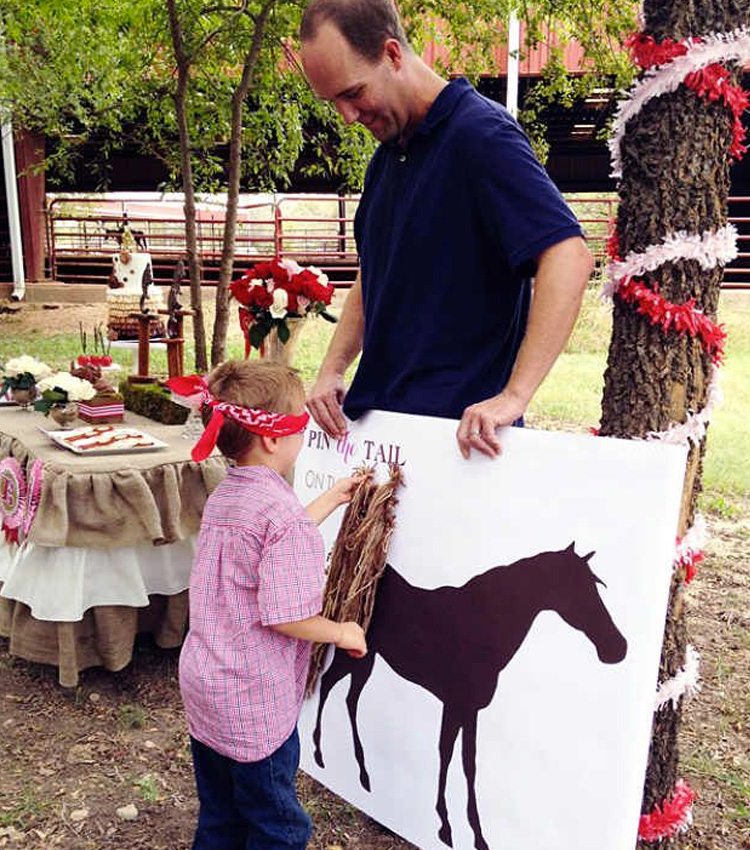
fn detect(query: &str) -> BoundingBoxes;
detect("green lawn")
[2,288,748,497]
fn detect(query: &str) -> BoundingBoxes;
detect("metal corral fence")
[46,194,750,290]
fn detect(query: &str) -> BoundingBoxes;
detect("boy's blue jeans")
[190,728,312,850]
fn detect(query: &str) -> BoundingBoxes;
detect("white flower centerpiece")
[1,356,53,408]
[34,371,96,427]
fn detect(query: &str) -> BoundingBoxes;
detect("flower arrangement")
[34,371,96,416]
[230,258,337,352]
[1,356,52,393]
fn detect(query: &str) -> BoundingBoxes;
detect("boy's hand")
[336,621,368,658]
[328,474,365,508]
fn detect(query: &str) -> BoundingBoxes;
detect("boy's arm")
[305,475,362,525]
[271,615,367,657]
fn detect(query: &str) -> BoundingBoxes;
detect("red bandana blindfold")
[166,374,309,462]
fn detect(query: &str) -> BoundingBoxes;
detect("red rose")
[305,278,334,305]
[248,285,273,310]
[269,258,291,286]
[230,277,253,306]
[249,261,275,281]
[286,272,306,296]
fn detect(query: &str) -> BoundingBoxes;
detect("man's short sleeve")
[467,115,583,274]
[257,519,325,626]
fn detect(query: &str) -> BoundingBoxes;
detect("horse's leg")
[344,651,376,791]
[461,710,489,850]
[436,708,461,848]
[312,649,356,769]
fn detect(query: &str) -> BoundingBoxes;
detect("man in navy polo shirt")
[300,0,593,459]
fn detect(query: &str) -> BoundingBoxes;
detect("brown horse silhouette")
[312,543,627,850]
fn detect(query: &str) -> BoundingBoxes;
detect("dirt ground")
[1,302,749,849]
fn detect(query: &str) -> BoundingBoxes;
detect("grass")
[1,287,748,496]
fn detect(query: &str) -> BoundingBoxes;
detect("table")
[0,406,226,685]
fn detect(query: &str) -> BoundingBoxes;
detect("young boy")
[174,360,367,850]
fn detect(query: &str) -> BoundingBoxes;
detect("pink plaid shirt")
[179,464,325,762]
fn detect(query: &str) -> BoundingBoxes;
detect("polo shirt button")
[398,153,407,163]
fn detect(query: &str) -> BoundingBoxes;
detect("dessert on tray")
[48,424,167,455]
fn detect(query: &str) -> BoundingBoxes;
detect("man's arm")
[306,272,365,438]
[457,236,594,459]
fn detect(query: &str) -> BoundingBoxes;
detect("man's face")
[301,22,405,143]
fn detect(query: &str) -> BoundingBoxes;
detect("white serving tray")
[45,424,169,456]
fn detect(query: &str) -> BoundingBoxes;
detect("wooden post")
[128,312,158,384]
[159,308,194,379]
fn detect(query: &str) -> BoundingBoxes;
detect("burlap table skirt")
[0,587,189,687]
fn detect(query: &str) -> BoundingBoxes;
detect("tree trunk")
[166,0,208,373]
[599,1,744,844]
[211,1,275,367]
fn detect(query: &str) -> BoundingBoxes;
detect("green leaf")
[276,321,290,344]
[248,324,266,350]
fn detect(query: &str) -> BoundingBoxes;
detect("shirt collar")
[416,77,472,137]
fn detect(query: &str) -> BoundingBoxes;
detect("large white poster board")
[295,412,686,850]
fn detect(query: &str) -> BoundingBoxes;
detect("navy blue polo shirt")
[345,77,583,422]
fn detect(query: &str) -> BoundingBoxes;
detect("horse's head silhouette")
[537,542,627,664]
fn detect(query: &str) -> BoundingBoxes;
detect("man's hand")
[456,388,527,459]
[306,372,349,439]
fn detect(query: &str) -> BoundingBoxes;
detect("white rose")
[38,372,96,401]
[279,258,302,277]
[3,355,52,380]
[270,288,289,319]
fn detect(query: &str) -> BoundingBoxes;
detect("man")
[300,0,593,458]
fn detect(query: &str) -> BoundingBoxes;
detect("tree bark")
[166,0,208,373]
[210,0,275,367]
[599,1,744,844]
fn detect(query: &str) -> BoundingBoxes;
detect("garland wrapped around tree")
[600,3,749,845]
[306,464,404,696]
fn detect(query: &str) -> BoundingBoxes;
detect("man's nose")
[336,100,360,125]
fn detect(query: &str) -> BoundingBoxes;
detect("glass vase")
[11,385,37,410]
[49,402,79,428]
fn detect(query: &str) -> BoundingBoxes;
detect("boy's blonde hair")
[203,360,306,461]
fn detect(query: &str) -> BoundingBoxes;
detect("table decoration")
[34,371,96,427]
[45,424,168,456]
[1,356,52,410]
[230,257,337,363]
[0,457,26,544]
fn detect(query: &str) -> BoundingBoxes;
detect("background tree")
[599,1,746,842]
[1,0,638,367]
[0,0,148,186]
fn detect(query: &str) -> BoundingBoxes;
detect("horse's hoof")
[438,825,453,847]
[360,771,371,792]
[314,751,325,769]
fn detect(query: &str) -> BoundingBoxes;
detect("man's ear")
[383,38,403,70]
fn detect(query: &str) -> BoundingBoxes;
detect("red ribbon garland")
[638,780,695,843]
[676,549,704,583]
[626,33,749,161]
[617,278,727,365]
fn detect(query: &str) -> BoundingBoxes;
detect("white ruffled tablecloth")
[0,537,195,622]
[0,406,226,685]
